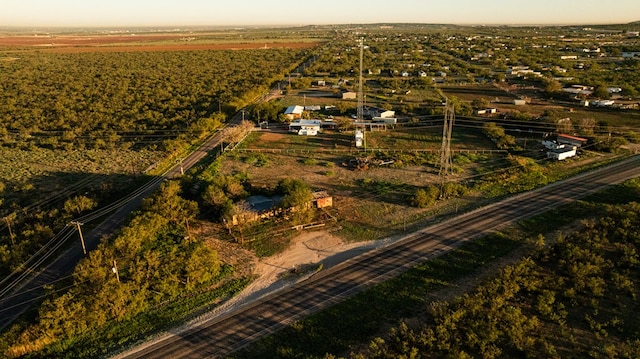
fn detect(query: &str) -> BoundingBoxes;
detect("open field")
[2,23,640,357]
[0,38,320,53]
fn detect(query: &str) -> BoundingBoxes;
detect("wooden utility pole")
[185,218,192,242]
[71,221,87,255]
[4,216,15,245]
[112,260,120,283]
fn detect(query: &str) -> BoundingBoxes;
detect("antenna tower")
[438,99,455,177]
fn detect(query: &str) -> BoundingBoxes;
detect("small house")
[289,119,321,136]
[363,106,395,119]
[557,134,587,148]
[512,99,527,106]
[547,145,577,161]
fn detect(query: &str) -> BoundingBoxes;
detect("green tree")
[278,178,313,209]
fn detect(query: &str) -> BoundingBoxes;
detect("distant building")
[557,134,587,148]
[339,91,357,100]
[363,106,395,119]
[312,191,333,208]
[512,99,527,106]
[284,105,304,120]
[474,108,498,115]
[372,117,397,125]
[547,145,577,161]
[289,119,321,136]
[355,129,364,147]
[591,100,615,107]
[622,52,640,59]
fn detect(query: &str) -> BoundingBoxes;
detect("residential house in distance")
[547,145,577,161]
[284,105,304,120]
[363,106,395,119]
[544,134,586,161]
[557,134,587,148]
[289,119,321,136]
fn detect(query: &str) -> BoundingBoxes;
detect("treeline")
[351,199,640,358]
[0,48,308,151]
[1,181,229,358]
[0,46,309,289]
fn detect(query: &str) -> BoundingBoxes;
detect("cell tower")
[438,99,455,177]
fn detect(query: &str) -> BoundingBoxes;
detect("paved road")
[118,155,640,359]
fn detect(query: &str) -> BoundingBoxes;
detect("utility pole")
[70,221,87,255]
[356,37,366,150]
[357,37,364,124]
[185,218,192,242]
[112,259,120,283]
[4,216,15,246]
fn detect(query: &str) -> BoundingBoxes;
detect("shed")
[340,91,357,100]
[512,99,527,106]
[355,130,364,147]
[312,191,333,208]
[284,105,304,120]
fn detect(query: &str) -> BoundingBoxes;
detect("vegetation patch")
[232,179,640,358]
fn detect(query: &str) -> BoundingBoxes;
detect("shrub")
[411,186,439,208]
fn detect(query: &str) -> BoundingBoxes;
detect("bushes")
[409,183,467,208]
[352,202,640,359]
[1,180,225,357]
[410,186,439,208]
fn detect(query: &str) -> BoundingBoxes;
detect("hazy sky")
[2,0,639,27]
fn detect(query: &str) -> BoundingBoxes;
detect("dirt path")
[203,230,387,319]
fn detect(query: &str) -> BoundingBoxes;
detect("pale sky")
[2,0,639,28]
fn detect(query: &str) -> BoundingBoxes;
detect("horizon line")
[0,20,638,31]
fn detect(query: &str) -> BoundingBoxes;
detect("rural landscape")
[1,19,640,359]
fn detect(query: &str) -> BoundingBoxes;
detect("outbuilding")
[284,105,304,120]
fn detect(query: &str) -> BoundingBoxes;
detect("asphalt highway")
[118,155,640,358]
